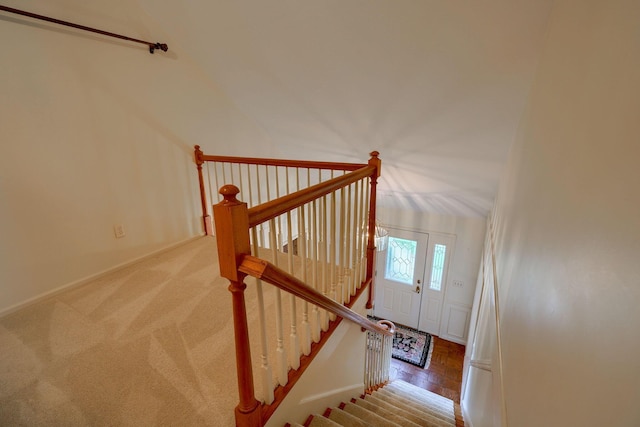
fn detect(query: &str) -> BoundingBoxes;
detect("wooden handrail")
[248,165,376,227]
[210,151,382,426]
[239,255,393,337]
[376,319,396,335]
[199,153,366,171]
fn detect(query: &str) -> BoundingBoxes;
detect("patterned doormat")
[369,316,433,368]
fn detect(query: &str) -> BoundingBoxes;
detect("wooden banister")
[194,145,213,235]
[212,185,261,426]
[239,255,393,337]
[208,151,383,426]
[248,165,376,228]
[365,151,381,309]
[199,153,366,171]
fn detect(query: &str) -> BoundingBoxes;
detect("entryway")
[373,227,454,336]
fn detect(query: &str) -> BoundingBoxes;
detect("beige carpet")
[292,379,458,427]
[0,237,264,426]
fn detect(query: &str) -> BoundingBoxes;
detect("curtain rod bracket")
[150,43,168,54]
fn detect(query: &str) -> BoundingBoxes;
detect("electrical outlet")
[452,280,464,288]
[114,224,126,238]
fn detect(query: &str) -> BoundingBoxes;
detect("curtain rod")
[0,4,168,54]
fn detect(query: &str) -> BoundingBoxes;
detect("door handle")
[415,286,421,294]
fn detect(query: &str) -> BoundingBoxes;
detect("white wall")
[463,0,640,425]
[378,206,486,343]
[0,0,275,314]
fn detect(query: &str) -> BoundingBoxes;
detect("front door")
[373,228,428,329]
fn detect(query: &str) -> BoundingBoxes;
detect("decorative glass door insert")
[384,237,418,286]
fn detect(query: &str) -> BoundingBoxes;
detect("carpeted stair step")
[372,388,456,424]
[364,392,454,427]
[342,402,403,427]
[384,385,454,414]
[386,380,455,408]
[307,415,343,427]
[326,408,369,427]
[352,397,422,427]
[286,379,462,427]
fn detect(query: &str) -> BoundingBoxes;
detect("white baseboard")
[0,235,203,318]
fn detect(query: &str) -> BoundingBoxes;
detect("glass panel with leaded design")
[384,237,417,285]
[429,244,447,291]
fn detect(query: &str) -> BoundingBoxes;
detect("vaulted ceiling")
[141,1,553,217]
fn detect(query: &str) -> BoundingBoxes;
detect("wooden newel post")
[366,151,381,309]
[195,145,214,236]
[213,185,262,427]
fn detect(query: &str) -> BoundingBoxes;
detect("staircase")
[287,380,464,427]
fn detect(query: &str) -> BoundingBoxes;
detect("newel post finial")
[219,184,241,205]
[194,145,204,166]
[368,151,381,179]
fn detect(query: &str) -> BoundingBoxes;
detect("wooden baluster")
[276,167,284,249]
[251,228,274,405]
[206,162,214,211]
[351,180,360,296]
[320,195,330,331]
[310,199,321,342]
[296,169,312,355]
[370,330,376,388]
[256,165,266,247]
[238,163,245,206]
[360,178,370,285]
[285,168,300,370]
[269,218,288,386]
[345,184,353,297]
[364,331,369,390]
[212,185,261,427]
[329,190,337,317]
[357,179,366,289]
[339,187,346,304]
[213,162,220,204]
[358,178,367,287]
[221,162,228,187]
[265,167,272,249]
[246,164,254,211]
[366,151,381,309]
[298,202,312,355]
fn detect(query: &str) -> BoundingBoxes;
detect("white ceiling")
[141,0,553,217]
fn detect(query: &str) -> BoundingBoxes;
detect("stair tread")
[365,393,455,427]
[354,397,422,427]
[384,385,454,412]
[308,415,342,427]
[343,402,403,427]
[388,380,454,406]
[286,379,464,426]
[327,408,370,427]
[373,389,455,422]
